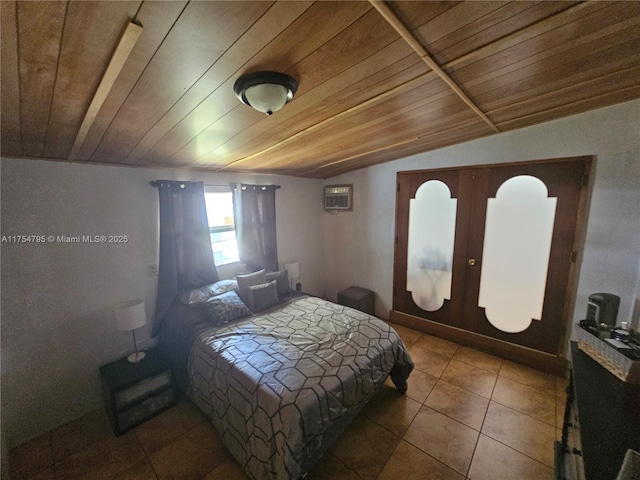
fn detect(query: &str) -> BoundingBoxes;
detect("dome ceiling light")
[233,71,298,116]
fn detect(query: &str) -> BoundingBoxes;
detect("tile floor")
[10,323,569,480]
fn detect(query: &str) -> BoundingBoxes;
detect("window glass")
[478,175,556,333]
[204,190,239,265]
[407,180,457,311]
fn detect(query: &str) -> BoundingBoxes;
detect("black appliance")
[586,292,620,326]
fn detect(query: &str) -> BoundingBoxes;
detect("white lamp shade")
[244,83,289,115]
[115,300,147,331]
[234,71,297,116]
[284,261,299,279]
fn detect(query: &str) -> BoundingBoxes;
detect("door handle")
[468,258,476,266]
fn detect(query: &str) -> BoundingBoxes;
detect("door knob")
[468,258,476,266]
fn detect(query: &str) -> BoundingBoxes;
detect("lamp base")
[127,351,145,364]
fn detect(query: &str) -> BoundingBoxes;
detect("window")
[204,187,239,265]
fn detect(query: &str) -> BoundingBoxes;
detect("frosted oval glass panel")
[407,180,457,311]
[478,175,557,333]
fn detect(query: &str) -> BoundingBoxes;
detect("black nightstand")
[338,286,375,316]
[99,347,177,435]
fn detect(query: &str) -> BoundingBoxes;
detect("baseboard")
[389,310,569,377]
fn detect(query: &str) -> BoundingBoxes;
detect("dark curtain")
[152,180,218,335]
[231,183,278,272]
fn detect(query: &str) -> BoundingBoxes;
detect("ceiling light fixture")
[233,71,298,116]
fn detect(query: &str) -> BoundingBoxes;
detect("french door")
[393,157,590,355]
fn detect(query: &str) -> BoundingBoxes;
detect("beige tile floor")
[10,323,569,480]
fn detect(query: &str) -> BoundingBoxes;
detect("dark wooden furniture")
[100,347,177,435]
[555,342,640,479]
[338,286,375,316]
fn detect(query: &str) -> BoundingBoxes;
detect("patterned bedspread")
[187,295,413,480]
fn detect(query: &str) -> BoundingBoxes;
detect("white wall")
[323,100,640,333]
[0,160,324,448]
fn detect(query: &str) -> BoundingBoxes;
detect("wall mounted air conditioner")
[324,184,353,211]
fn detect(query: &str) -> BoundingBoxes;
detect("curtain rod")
[149,181,281,188]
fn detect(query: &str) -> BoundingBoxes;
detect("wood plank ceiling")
[2,1,639,179]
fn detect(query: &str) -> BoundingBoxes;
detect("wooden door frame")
[390,155,594,375]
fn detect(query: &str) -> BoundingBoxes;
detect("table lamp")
[116,300,147,363]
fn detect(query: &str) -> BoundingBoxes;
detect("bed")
[158,279,413,480]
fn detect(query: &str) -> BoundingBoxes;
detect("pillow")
[201,290,251,326]
[180,279,239,305]
[245,280,279,312]
[236,269,267,304]
[266,270,291,298]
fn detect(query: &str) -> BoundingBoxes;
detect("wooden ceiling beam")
[369,0,500,133]
[67,20,143,160]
